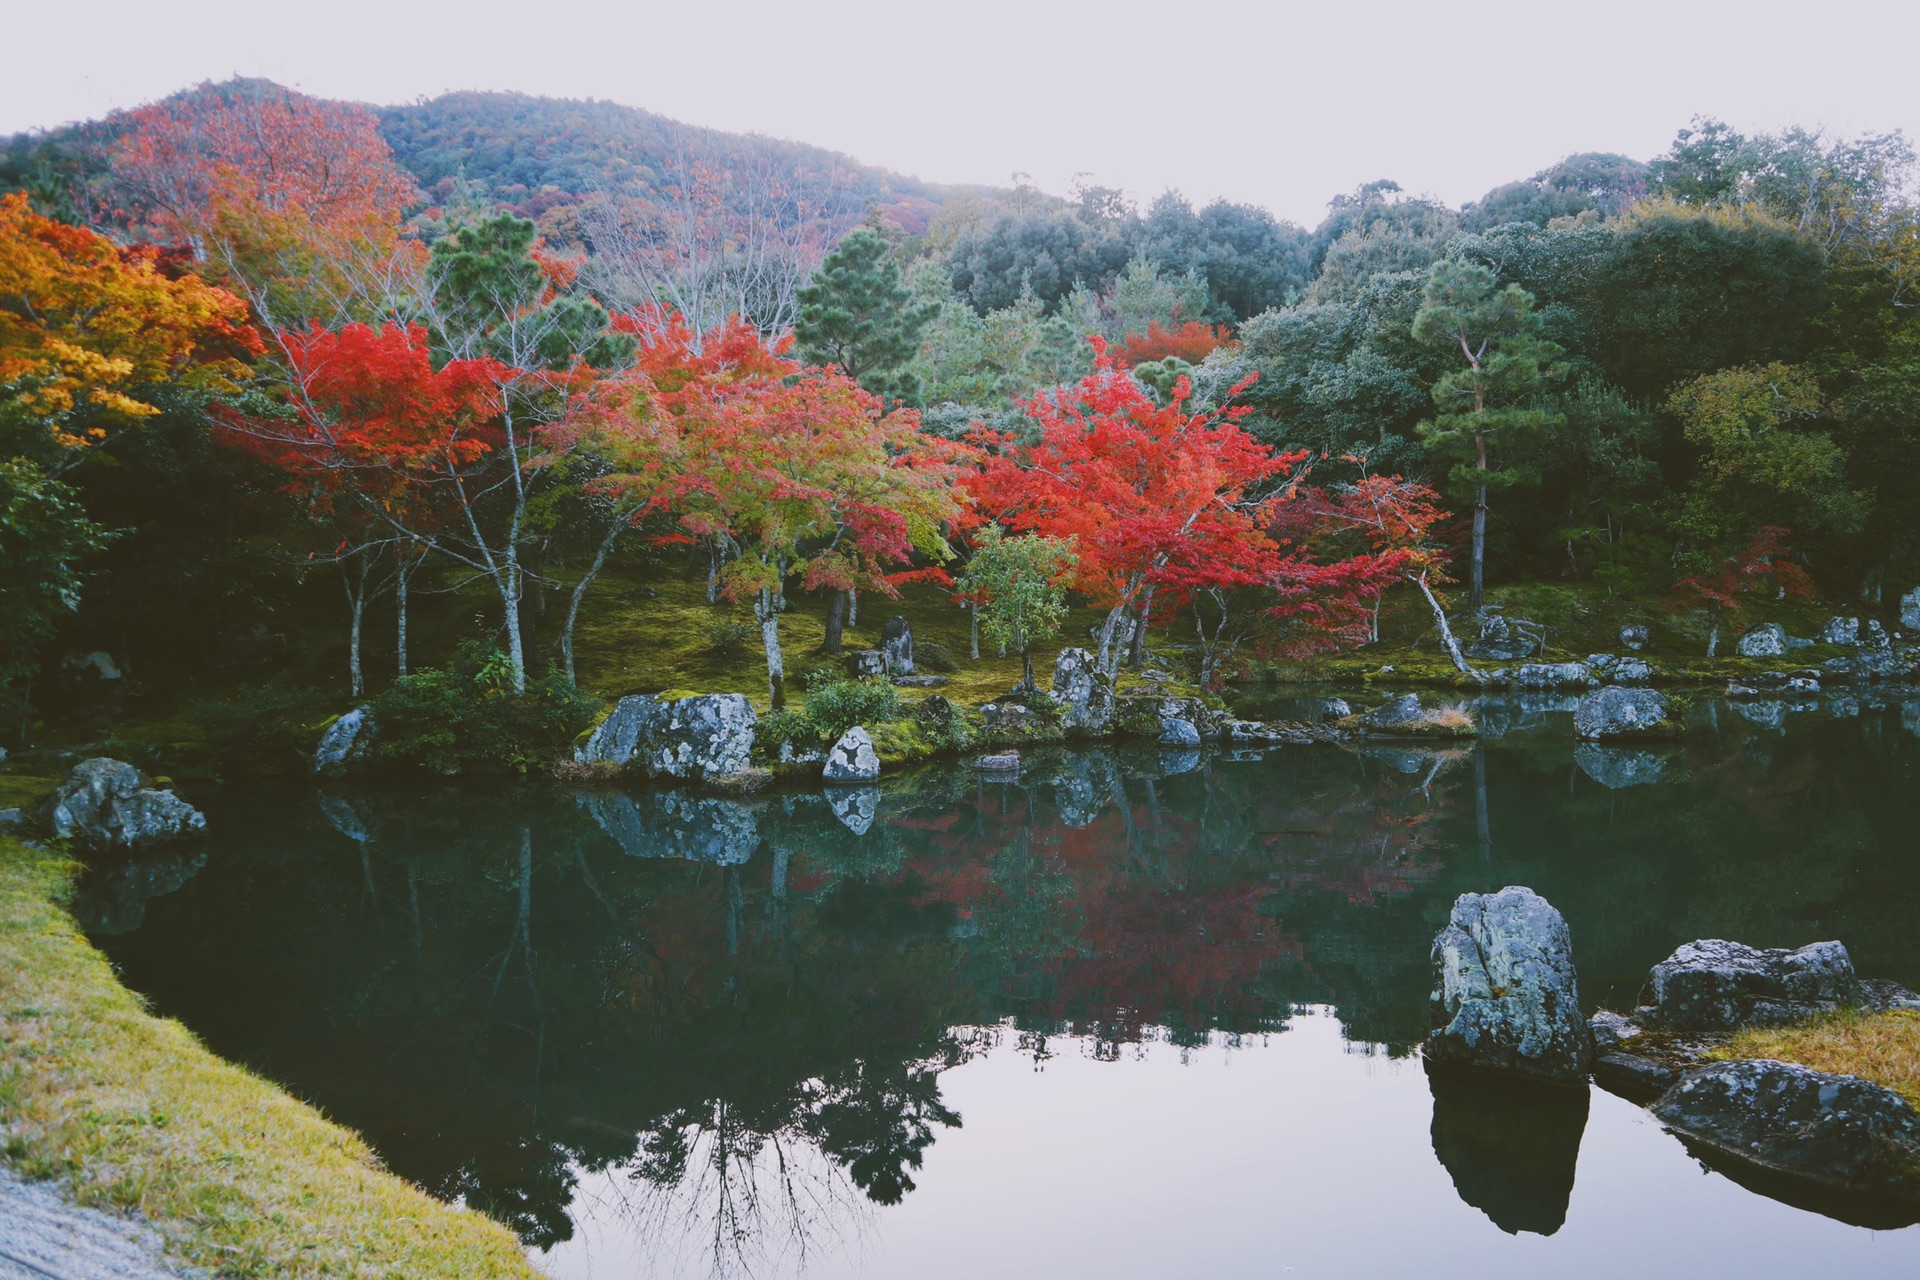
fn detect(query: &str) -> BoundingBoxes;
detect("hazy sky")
[5,0,1915,225]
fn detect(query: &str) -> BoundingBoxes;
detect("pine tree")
[795,228,929,402]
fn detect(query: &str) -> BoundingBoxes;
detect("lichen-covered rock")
[1323,698,1352,720]
[313,706,375,774]
[1466,613,1535,661]
[1051,647,1114,734]
[578,790,758,865]
[974,752,1021,773]
[1587,653,1653,683]
[45,758,206,852]
[1427,886,1593,1084]
[1634,938,1860,1032]
[1514,662,1596,690]
[880,616,914,676]
[1588,1010,1644,1055]
[822,726,880,783]
[573,694,755,780]
[1574,686,1675,740]
[1653,1061,1920,1203]
[1619,623,1649,651]
[1358,692,1424,730]
[1820,616,1862,646]
[1864,619,1892,652]
[825,785,881,834]
[1158,717,1201,747]
[1737,623,1789,657]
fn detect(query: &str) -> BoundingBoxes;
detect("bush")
[186,675,334,778]
[800,674,900,742]
[705,616,756,655]
[916,640,958,673]
[753,709,814,759]
[367,643,602,775]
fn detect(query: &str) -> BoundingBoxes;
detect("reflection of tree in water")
[82,705,1920,1263]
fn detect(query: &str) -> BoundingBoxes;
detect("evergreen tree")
[796,228,930,401]
[1413,261,1565,611]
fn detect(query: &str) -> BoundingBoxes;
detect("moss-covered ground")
[0,834,541,1278]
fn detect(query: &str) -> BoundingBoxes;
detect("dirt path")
[0,1167,189,1279]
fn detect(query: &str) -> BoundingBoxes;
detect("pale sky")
[4,0,1915,226]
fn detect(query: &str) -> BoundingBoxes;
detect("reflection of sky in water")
[540,1010,1920,1280]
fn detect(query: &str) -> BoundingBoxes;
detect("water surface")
[82,692,1920,1277]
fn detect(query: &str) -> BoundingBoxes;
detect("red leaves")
[1671,525,1813,618]
[963,341,1299,618]
[1112,319,1232,368]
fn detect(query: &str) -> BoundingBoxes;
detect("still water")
[81,693,1920,1278]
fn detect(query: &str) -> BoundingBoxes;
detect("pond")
[80,692,1920,1278]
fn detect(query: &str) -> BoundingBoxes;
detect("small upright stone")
[1820,616,1862,646]
[880,616,915,676]
[1619,623,1649,651]
[314,706,376,774]
[1737,623,1788,657]
[822,726,880,783]
[1051,647,1114,734]
[1427,886,1592,1084]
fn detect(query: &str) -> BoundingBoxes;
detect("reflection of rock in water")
[1574,744,1669,790]
[1157,747,1201,775]
[825,786,880,835]
[1426,1063,1588,1236]
[579,791,759,865]
[71,849,208,936]
[1048,752,1121,828]
[1358,746,1432,775]
[315,791,375,843]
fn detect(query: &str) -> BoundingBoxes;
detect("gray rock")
[1902,586,1920,632]
[573,694,756,781]
[1587,653,1653,683]
[1574,686,1675,741]
[1594,1052,1678,1100]
[1426,886,1593,1083]
[1323,698,1352,720]
[848,648,888,678]
[313,705,375,774]
[1635,938,1861,1033]
[1864,619,1893,652]
[0,806,25,832]
[1588,1010,1645,1055]
[1820,616,1862,646]
[880,616,914,676]
[1514,662,1596,690]
[892,674,947,688]
[1737,623,1789,657]
[1574,744,1669,789]
[979,701,1037,732]
[579,790,759,865]
[1467,613,1536,661]
[1051,647,1114,734]
[1620,623,1649,651]
[1785,676,1821,695]
[1157,717,1201,747]
[1358,692,1424,730]
[1653,1060,1920,1203]
[822,726,880,783]
[974,752,1021,773]
[45,759,205,853]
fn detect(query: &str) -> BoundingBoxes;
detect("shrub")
[916,640,958,673]
[705,616,756,655]
[800,674,900,742]
[186,675,334,777]
[367,643,602,775]
[753,709,814,758]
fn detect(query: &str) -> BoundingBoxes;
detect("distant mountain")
[0,81,990,239]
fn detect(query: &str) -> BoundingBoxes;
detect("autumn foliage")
[1112,319,1231,368]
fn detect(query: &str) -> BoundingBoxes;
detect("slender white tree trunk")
[1413,570,1481,681]
[970,600,980,660]
[561,517,625,687]
[756,587,787,710]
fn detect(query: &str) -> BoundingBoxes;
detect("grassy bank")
[1715,1010,1920,1108]
[0,835,540,1279]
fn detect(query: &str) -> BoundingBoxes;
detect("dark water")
[80,692,1920,1278]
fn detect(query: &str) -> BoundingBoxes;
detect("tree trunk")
[824,589,847,655]
[1706,616,1720,658]
[561,518,625,687]
[1471,478,1487,614]
[1413,570,1481,681]
[1020,645,1035,692]
[348,578,366,698]
[969,601,980,661]
[756,587,786,711]
[847,587,858,628]
[1095,603,1133,677]
[1128,584,1155,667]
[500,561,528,694]
[395,552,411,679]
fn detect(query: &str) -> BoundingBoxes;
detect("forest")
[3,76,1919,767]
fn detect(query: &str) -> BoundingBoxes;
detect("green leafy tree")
[956,526,1078,692]
[795,228,930,402]
[1,459,110,732]
[1413,261,1565,611]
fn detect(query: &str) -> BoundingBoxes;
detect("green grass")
[1713,1009,1920,1109]
[0,836,540,1278]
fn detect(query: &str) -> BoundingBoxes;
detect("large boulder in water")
[1427,886,1592,1084]
[313,706,375,774]
[45,758,205,852]
[1051,647,1114,734]
[1653,1061,1920,1208]
[573,693,755,780]
[822,726,880,783]
[1634,938,1860,1033]
[1573,686,1676,740]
